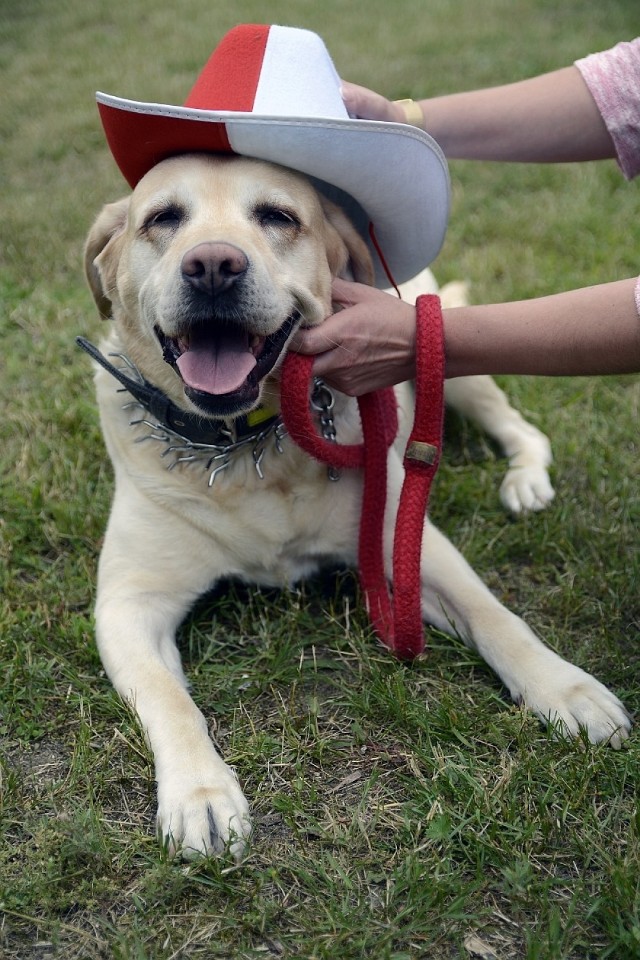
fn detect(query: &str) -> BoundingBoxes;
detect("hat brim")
[97,94,450,287]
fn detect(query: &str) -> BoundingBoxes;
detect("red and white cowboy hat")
[96,24,450,287]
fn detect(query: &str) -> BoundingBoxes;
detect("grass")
[1,0,639,956]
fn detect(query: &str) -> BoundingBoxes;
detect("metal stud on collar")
[127,406,289,486]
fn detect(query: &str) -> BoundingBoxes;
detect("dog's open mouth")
[156,313,299,416]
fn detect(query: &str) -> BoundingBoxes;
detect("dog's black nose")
[181,242,249,296]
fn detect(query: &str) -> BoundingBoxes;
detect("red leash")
[281,294,444,660]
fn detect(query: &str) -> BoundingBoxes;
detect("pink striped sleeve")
[575,38,640,180]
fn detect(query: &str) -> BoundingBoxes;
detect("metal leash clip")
[311,377,340,481]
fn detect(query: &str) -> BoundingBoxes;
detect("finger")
[340,81,367,118]
[331,276,358,294]
[340,81,400,123]
[289,327,337,356]
[309,349,342,378]
[331,276,370,307]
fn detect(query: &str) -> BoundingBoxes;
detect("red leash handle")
[355,389,397,648]
[280,293,444,661]
[390,294,445,659]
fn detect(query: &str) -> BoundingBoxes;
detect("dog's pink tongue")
[176,328,257,395]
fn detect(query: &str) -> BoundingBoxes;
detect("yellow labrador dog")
[84,152,630,860]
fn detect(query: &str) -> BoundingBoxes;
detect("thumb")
[289,325,334,356]
[340,80,361,118]
[331,276,371,308]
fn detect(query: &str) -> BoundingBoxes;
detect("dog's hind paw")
[157,773,251,861]
[499,465,555,514]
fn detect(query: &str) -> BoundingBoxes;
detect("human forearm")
[444,278,640,377]
[418,67,615,162]
[343,67,615,163]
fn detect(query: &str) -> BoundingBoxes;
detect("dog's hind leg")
[444,374,555,513]
[438,279,555,514]
[412,518,630,747]
[399,272,555,513]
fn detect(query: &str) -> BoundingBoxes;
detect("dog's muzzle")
[156,312,299,417]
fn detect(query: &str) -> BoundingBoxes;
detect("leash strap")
[281,357,397,468]
[391,294,445,659]
[281,293,445,660]
[280,356,397,646]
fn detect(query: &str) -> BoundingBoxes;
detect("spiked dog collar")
[76,336,342,486]
[76,336,280,447]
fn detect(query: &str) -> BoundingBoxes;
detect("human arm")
[290,277,640,394]
[443,277,640,378]
[342,65,616,163]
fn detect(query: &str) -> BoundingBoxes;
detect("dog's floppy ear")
[320,196,375,286]
[84,197,130,319]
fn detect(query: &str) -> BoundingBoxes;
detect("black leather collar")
[76,336,281,445]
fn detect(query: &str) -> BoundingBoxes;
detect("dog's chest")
[96,358,371,582]
[109,418,363,583]
[190,460,363,578]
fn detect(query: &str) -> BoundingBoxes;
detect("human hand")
[341,80,406,124]
[290,278,417,396]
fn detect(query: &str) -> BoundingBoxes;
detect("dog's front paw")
[499,465,555,514]
[157,767,251,861]
[515,659,631,748]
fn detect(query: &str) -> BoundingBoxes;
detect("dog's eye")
[145,206,184,230]
[256,205,301,230]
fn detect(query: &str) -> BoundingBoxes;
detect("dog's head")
[85,153,374,419]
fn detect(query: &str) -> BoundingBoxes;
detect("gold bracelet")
[393,98,425,129]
